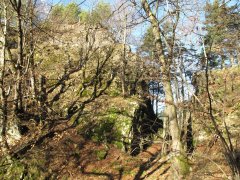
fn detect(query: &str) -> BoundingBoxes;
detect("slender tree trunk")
[39,75,47,120]
[180,57,185,101]
[14,0,24,113]
[155,82,159,114]
[237,50,239,65]
[152,83,155,108]
[173,59,180,103]
[29,1,37,100]
[0,1,9,152]
[230,53,235,67]
[220,54,225,69]
[121,14,128,97]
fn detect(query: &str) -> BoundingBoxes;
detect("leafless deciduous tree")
[130,0,189,177]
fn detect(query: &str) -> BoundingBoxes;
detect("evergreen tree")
[79,1,111,25]
[92,1,111,25]
[140,26,155,57]
[204,0,240,68]
[63,2,80,24]
[50,4,64,23]
[50,3,80,24]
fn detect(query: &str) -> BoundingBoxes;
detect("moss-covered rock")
[0,159,25,179]
[82,97,139,151]
[78,96,161,154]
[95,149,108,160]
[0,157,46,180]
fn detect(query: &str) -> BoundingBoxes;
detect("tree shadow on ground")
[134,151,168,180]
[82,171,115,180]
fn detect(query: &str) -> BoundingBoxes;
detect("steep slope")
[189,66,240,179]
[0,95,163,179]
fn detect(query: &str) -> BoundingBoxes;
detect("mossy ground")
[175,155,190,176]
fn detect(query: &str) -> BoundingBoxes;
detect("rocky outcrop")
[191,67,240,144]
[0,118,21,147]
[131,99,162,155]
[79,96,162,155]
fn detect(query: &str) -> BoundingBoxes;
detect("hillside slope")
[189,66,240,179]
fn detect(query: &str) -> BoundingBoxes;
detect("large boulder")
[78,96,161,154]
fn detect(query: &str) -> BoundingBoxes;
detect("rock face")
[0,119,21,147]
[131,99,162,155]
[191,67,240,144]
[80,96,161,155]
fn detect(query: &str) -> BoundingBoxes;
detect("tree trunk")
[29,1,37,100]
[0,1,9,153]
[39,75,47,120]
[141,0,187,178]
[121,14,128,97]
[163,75,183,153]
[155,82,159,114]
[14,0,24,113]
[220,54,225,69]
[230,53,235,67]
[237,50,239,65]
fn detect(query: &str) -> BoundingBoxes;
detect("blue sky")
[44,0,239,51]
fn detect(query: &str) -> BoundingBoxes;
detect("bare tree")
[9,0,24,113]
[131,0,190,177]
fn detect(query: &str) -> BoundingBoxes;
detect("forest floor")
[7,125,231,180]
[1,67,239,179]
[17,127,172,180]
